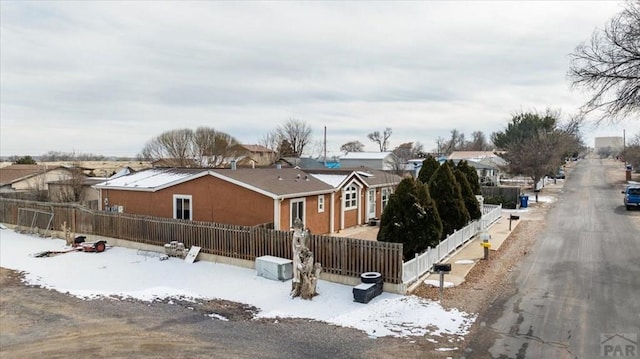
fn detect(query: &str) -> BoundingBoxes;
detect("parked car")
[621,186,640,210]
[555,169,565,179]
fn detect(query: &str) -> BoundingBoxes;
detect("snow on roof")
[356,171,374,177]
[310,173,348,188]
[341,152,393,160]
[110,167,133,179]
[95,168,202,190]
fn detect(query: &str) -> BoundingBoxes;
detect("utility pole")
[324,126,327,166]
[623,129,626,168]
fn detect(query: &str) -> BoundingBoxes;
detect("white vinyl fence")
[402,204,502,284]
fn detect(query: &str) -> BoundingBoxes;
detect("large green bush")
[377,177,442,259]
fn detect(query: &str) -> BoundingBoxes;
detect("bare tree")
[569,0,640,122]
[439,129,465,155]
[141,129,194,166]
[434,136,447,156]
[340,140,365,153]
[276,118,312,157]
[390,142,425,175]
[54,165,86,203]
[367,127,392,152]
[193,127,246,167]
[467,131,492,151]
[259,130,280,152]
[392,142,424,162]
[141,128,243,168]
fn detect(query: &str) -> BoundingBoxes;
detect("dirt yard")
[0,264,476,358]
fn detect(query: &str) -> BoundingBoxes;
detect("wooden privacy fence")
[0,198,403,284]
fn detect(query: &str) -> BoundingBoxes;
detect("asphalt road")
[468,158,640,359]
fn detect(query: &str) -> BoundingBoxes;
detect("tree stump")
[62,222,73,246]
[290,218,322,300]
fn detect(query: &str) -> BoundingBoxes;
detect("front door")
[367,189,376,219]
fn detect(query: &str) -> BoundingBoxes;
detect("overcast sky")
[1,1,638,158]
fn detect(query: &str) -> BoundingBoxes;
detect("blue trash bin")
[520,195,529,208]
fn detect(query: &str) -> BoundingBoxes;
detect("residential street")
[465,157,640,358]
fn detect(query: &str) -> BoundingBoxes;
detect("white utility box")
[255,255,293,281]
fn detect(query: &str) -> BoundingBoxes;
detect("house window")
[173,194,192,220]
[381,188,391,211]
[318,195,325,213]
[344,185,357,210]
[290,198,305,227]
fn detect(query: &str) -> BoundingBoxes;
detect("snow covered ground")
[0,226,476,339]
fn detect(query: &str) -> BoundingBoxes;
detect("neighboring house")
[340,152,398,171]
[0,164,76,193]
[446,159,500,186]
[448,151,506,185]
[48,177,107,209]
[93,167,402,234]
[238,144,277,167]
[448,151,504,164]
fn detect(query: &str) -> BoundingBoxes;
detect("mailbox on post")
[433,263,451,273]
[509,214,520,230]
[432,263,451,302]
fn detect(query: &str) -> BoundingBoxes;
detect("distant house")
[594,137,624,152]
[0,164,76,193]
[93,167,402,234]
[238,144,277,167]
[48,177,107,209]
[448,151,505,185]
[448,151,504,165]
[340,152,398,171]
[276,157,340,170]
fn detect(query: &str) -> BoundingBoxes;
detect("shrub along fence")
[0,198,403,284]
[402,204,502,284]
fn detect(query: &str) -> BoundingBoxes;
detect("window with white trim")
[344,185,357,210]
[381,188,391,211]
[318,195,325,213]
[290,198,305,227]
[173,194,192,220]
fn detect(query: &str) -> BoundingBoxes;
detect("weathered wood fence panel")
[0,198,403,283]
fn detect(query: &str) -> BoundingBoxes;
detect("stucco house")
[0,164,76,193]
[238,144,277,167]
[93,167,402,234]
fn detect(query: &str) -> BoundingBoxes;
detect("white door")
[367,189,376,219]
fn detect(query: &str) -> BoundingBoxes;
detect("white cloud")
[1,1,637,157]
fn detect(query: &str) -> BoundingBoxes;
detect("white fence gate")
[402,204,502,284]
